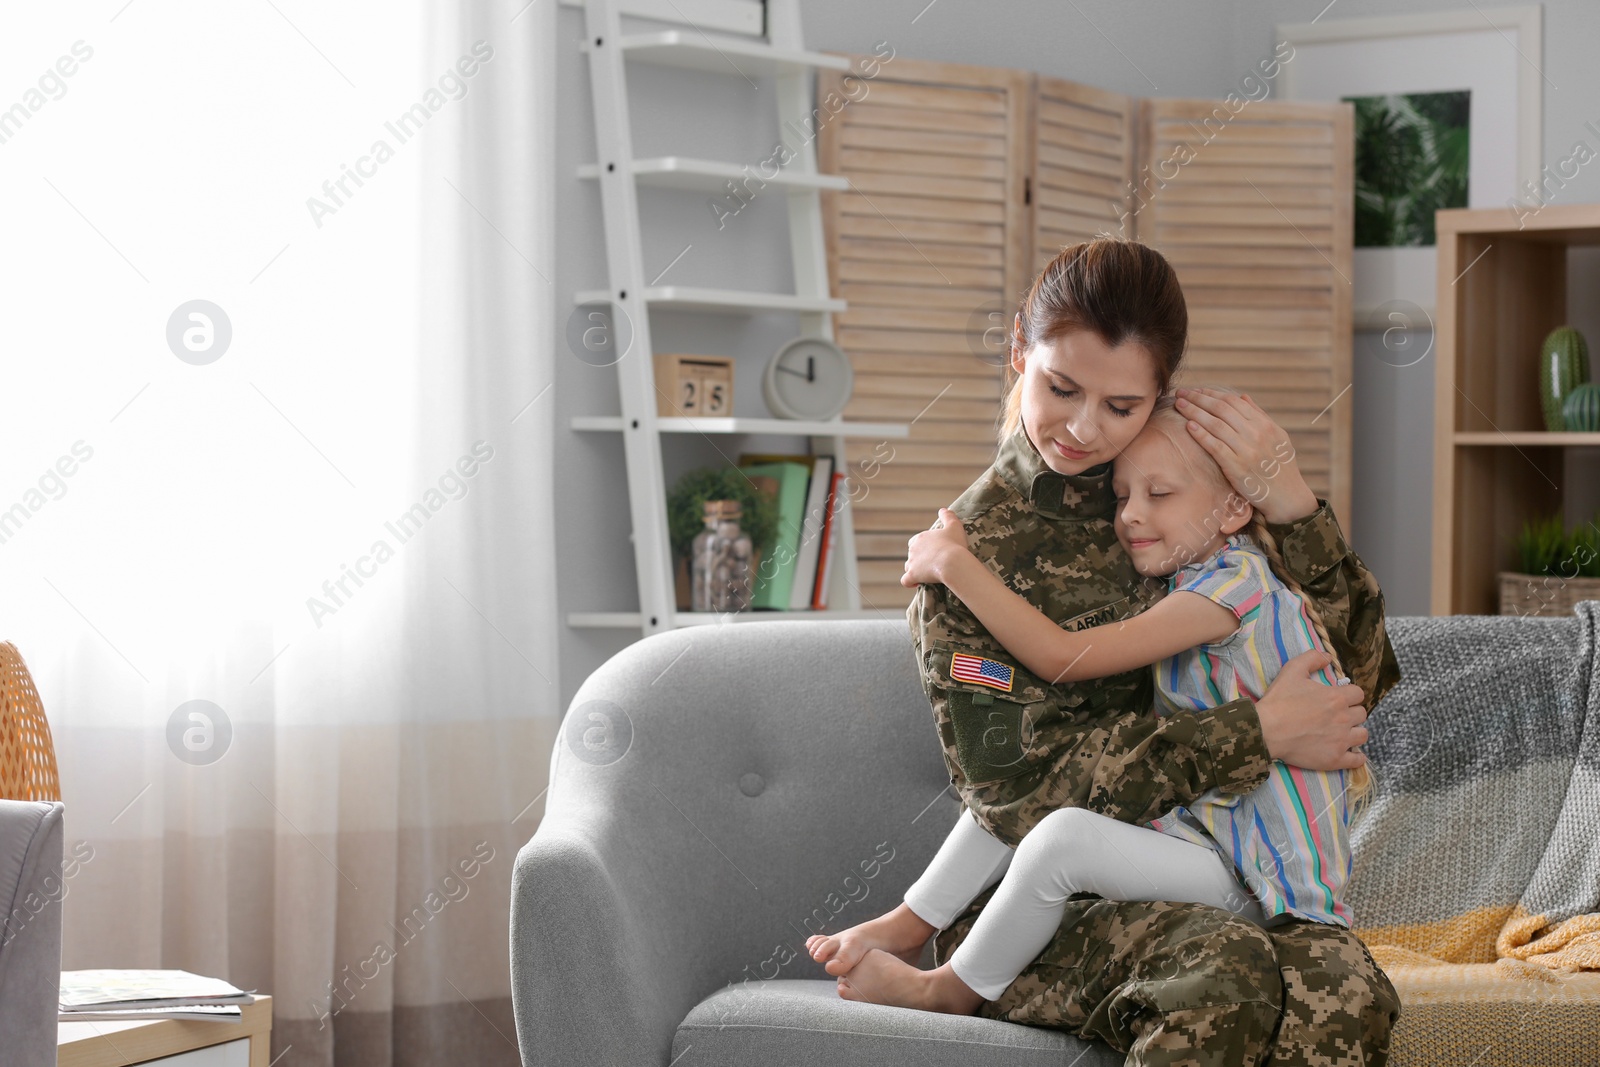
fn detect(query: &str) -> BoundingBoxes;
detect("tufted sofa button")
[738,772,765,797]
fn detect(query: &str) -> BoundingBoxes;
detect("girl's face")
[1112,426,1252,577]
[1011,327,1160,476]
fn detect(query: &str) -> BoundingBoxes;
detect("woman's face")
[1011,327,1160,476]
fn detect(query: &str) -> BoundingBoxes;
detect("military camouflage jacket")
[906,420,1401,850]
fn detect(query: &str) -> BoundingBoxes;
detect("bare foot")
[806,902,935,977]
[836,950,984,1015]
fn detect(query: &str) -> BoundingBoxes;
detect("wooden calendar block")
[654,354,735,418]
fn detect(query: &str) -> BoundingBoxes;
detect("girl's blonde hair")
[1138,391,1375,804]
[1000,236,1188,444]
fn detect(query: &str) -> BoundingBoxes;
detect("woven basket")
[1498,572,1600,619]
[0,642,61,801]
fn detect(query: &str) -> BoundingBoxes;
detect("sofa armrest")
[0,799,65,1067]
[510,817,696,1067]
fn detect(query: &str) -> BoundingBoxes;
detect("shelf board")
[1454,432,1600,446]
[593,31,852,76]
[577,156,850,193]
[557,0,763,37]
[1438,203,1600,242]
[571,414,908,438]
[568,609,908,629]
[573,286,846,314]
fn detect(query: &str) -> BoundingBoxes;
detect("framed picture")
[1277,6,1544,327]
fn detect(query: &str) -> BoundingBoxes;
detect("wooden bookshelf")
[1432,204,1600,614]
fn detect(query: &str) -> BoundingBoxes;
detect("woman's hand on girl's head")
[1173,387,1320,525]
[900,507,971,587]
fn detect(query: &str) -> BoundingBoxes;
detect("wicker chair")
[0,642,60,802]
[0,642,63,1067]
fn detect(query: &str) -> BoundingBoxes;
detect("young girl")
[806,237,1397,1060]
[827,392,1372,1013]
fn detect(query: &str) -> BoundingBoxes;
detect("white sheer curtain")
[0,2,557,1065]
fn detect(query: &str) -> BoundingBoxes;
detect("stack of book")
[739,452,846,611]
[59,969,255,1024]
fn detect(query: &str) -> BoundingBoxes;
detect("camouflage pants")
[933,885,1399,1066]
[1266,919,1398,1067]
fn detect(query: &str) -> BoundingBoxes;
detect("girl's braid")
[1241,508,1374,805]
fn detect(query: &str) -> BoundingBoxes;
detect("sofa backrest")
[545,620,961,1002]
[545,605,1598,1000]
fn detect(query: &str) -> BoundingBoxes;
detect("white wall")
[553,1,1600,712]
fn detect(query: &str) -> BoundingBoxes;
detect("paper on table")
[59,969,254,1011]
[59,1003,248,1024]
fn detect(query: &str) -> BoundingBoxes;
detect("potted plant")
[666,466,778,611]
[1500,512,1600,617]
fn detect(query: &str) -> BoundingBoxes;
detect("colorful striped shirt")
[1147,532,1354,927]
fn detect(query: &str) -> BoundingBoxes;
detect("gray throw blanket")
[1349,600,1600,968]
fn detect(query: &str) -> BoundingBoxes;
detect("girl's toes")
[824,939,864,975]
[837,978,862,1002]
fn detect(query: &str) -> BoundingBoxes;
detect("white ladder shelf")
[567,0,908,635]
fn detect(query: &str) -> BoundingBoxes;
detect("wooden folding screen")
[1029,76,1139,272]
[820,63,1354,611]
[1008,75,1142,515]
[1134,99,1354,526]
[817,57,1032,613]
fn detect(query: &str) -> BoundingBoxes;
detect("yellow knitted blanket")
[1498,909,1600,972]
[1358,906,1600,974]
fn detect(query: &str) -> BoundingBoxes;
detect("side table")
[58,994,272,1067]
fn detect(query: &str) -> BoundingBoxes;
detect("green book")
[740,460,812,610]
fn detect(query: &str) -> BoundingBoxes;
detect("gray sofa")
[0,798,65,1067]
[510,610,1600,1067]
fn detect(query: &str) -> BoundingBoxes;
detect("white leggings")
[902,806,1266,1001]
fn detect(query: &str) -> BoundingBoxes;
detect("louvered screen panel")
[1032,76,1137,272]
[818,57,1032,612]
[1134,99,1354,528]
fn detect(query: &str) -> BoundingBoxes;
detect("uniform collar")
[994,420,1116,520]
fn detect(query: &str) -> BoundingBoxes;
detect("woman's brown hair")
[999,236,1188,443]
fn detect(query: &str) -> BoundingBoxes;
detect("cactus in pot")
[1563,381,1600,433]
[1540,326,1589,431]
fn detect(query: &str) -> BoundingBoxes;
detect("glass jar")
[691,499,753,613]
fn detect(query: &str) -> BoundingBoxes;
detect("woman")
[811,238,1400,1066]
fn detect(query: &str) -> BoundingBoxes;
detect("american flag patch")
[950,652,1014,692]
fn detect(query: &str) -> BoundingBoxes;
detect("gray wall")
[1230,0,1600,628]
[554,1,1600,712]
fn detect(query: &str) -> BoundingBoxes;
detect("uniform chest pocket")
[927,644,1040,785]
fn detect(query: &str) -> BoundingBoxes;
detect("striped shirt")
[1147,532,1354,927]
